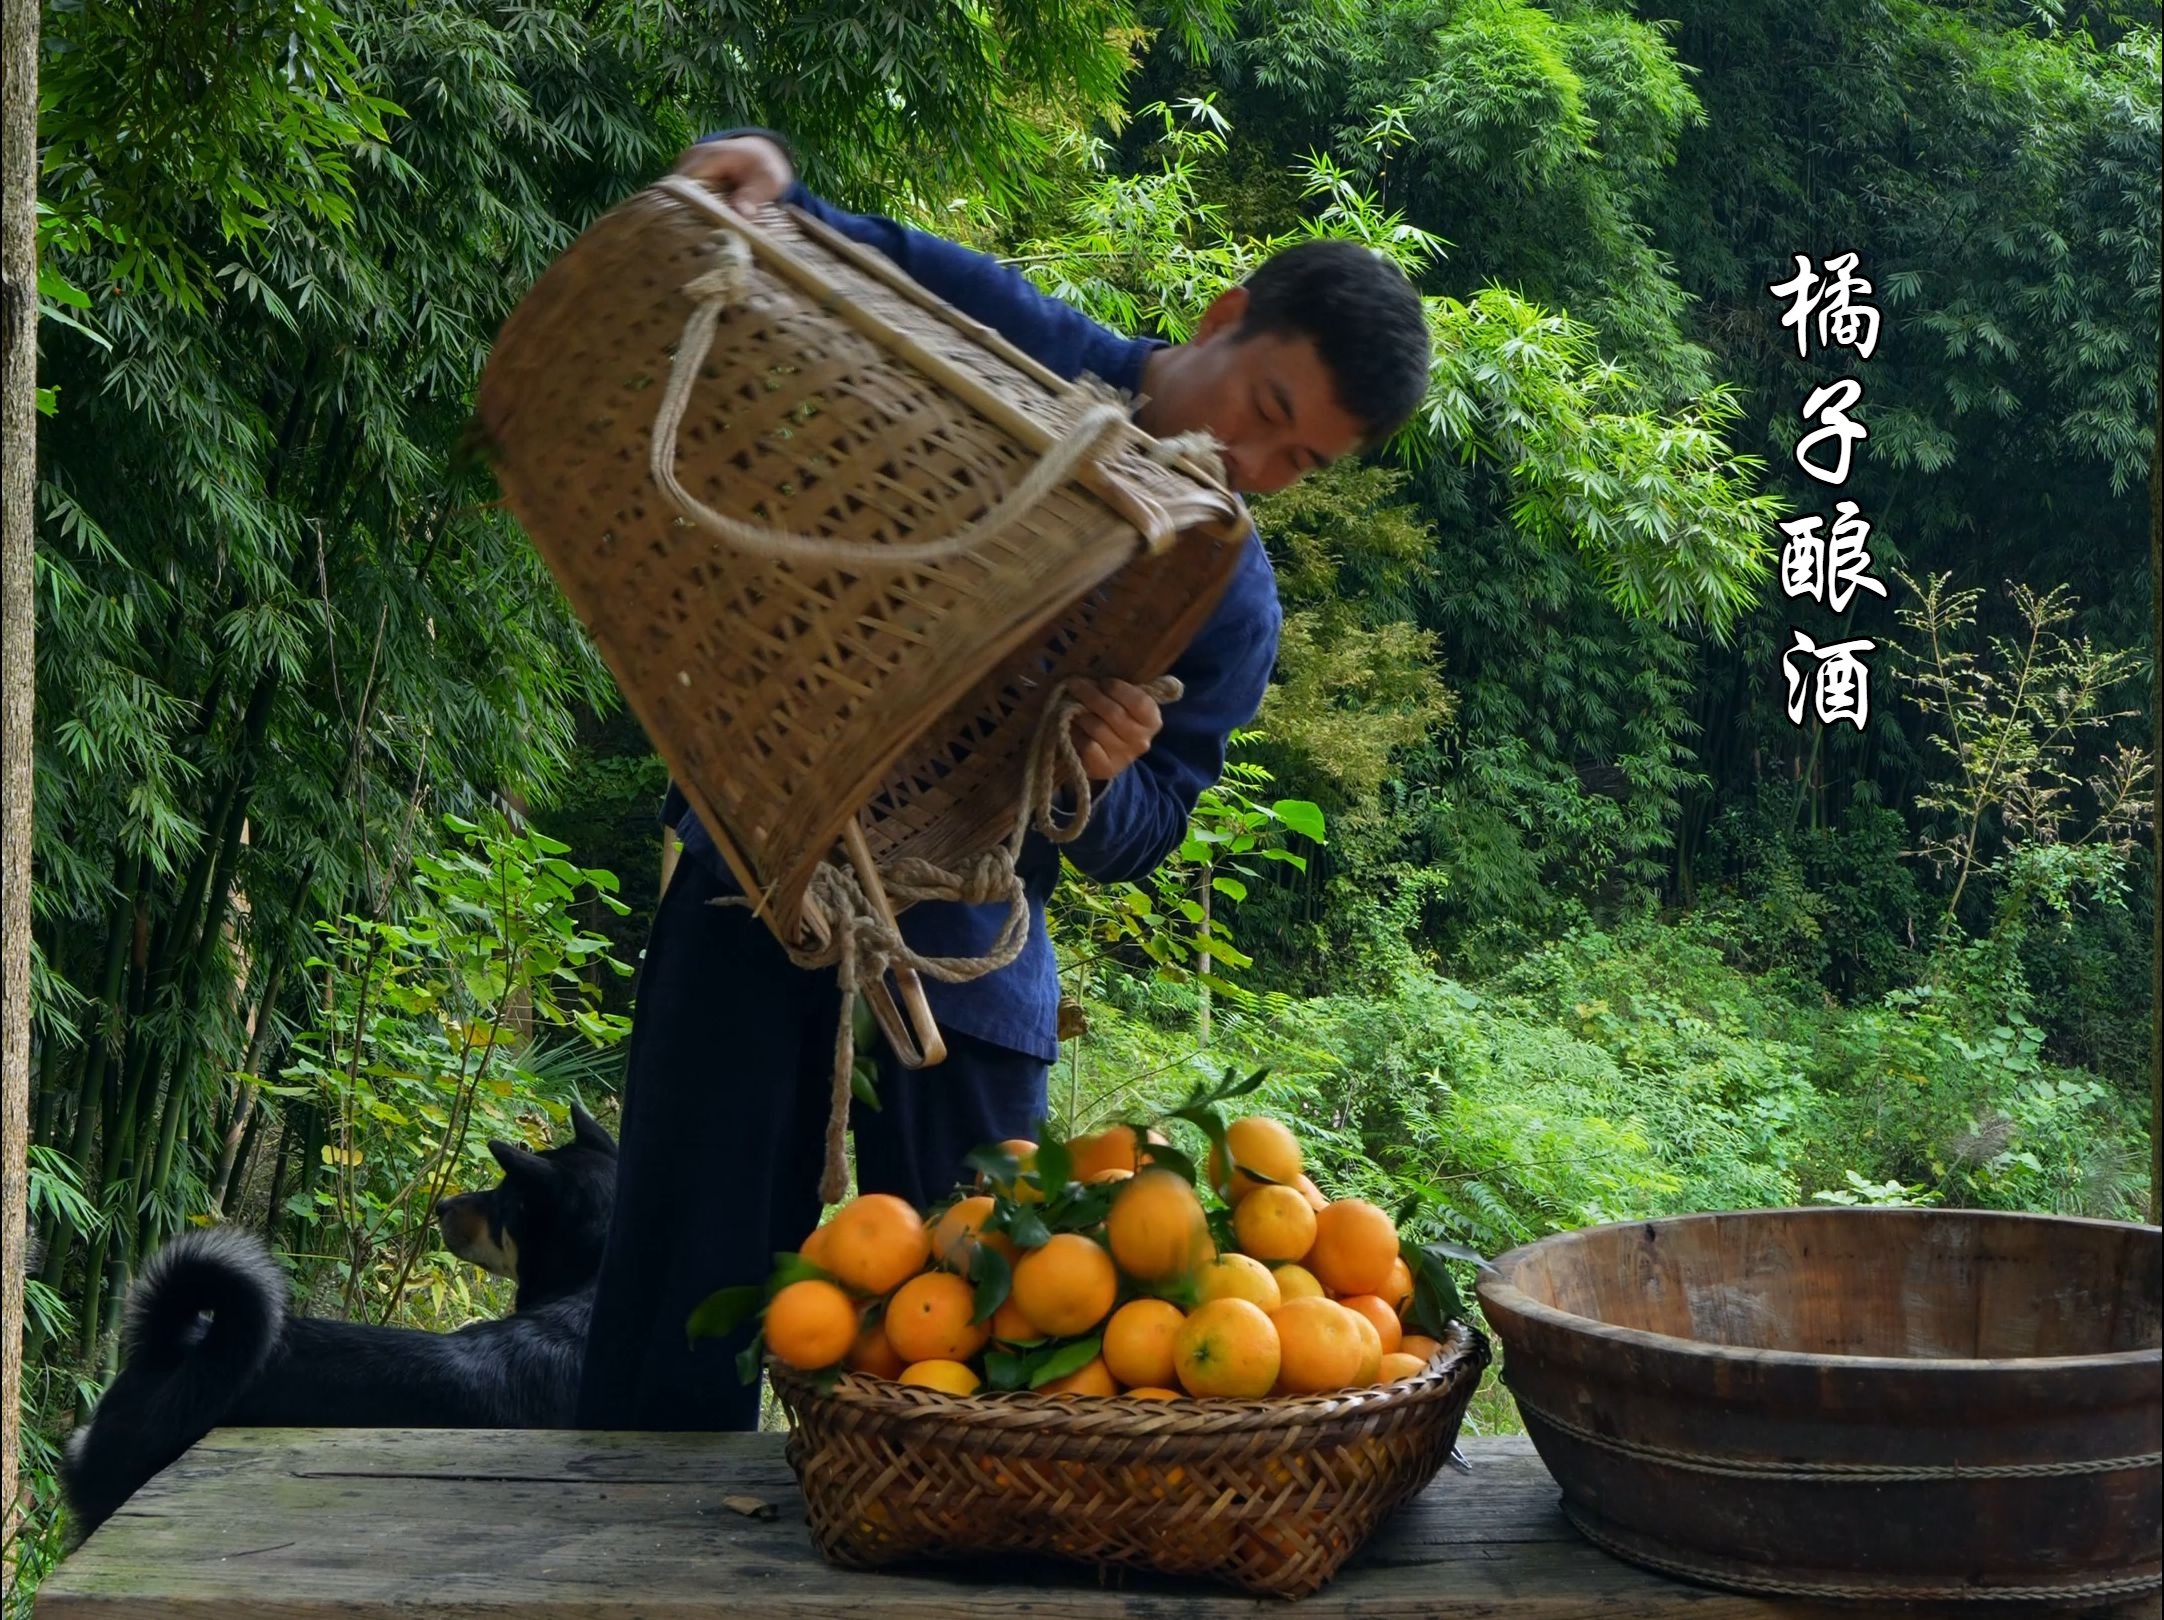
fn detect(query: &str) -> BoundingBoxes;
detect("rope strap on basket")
[656,199,1229,1204]
[719,674,1183,1204]
[651,225,1222,569]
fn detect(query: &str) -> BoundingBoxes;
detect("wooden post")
[1,0,42,1565]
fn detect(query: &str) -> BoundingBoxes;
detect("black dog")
[62,1104,616,1534]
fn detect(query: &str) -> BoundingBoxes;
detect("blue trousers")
[575,855,1048,1430]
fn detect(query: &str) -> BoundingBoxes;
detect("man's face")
[1139,286,1367,496]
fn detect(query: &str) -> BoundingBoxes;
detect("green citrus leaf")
[1140,1141,1197,1185]
[734,1328,766,1386]
[1008,1205,1052,1250]
[968,1240,1013,1325]
[1027,1335,1104,1389]
[686,1284,764,1344]
[766,1251,834,1294]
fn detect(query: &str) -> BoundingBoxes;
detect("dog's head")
[435,1102,616,1310]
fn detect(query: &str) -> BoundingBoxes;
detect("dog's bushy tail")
[61,1227,287,1535]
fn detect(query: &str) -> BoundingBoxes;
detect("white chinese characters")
[1768,253,1885,733]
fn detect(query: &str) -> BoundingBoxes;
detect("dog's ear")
[489,1139,553,1181]
[569,1101,617,1157]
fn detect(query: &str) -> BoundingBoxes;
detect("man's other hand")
[1069,679,1163,783]
[671,135,795,212]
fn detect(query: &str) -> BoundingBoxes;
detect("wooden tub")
[1475,1208,2161,1603]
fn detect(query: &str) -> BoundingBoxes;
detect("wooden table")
[36,1431,2160,1618]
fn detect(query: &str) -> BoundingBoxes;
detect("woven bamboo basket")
[475,177,1250,1068]
[768,1322,1490,1600]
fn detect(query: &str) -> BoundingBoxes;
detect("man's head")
[1137,239,1431,495]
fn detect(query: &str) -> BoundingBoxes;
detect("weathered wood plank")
[35,1432,2160,1619]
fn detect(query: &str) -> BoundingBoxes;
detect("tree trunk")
[2148,381,2159,1227]
[1,0,40,1560]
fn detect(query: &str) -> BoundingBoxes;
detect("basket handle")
[841,821,947,1070]
[645,176,1227,571]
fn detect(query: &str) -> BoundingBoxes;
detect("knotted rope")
[719,674,1183,1204]
[651,195,1230,1204]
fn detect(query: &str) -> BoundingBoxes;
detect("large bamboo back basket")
[771,1324,1489,1600]
[475,178,1249,977]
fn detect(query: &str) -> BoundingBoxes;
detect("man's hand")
[671,135,795,213]
[1069,679,1163,782]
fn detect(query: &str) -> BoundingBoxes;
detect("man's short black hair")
[1237,239,1431,446]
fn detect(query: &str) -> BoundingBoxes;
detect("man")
[577,129,1430,1431]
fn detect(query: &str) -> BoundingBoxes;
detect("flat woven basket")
[769,1322,1490,1600]
[474,177,1250,967]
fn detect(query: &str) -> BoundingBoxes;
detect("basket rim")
[771,1319,1487,1434]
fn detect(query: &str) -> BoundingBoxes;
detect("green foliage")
[1892,570,2152,927]
[1418,289,1778,639]
[38,0,396,314]
[1052,736,1325,1012]
[276,810,631,1321]
[1253,463,1456,803]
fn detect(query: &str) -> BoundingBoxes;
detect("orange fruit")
[1068,1125,1141,1180]
[1084,1167,1133,1184]
[1379,1351,1426,1383]
[765,1279,857,1370]
[1123,1385,1182,1400]
[800,1220,834,1269]
[1234,1184,1318,1263]
[1383,1256,1415,1317]
[845,1313,907,1379]
[820,1193,932,1297]
[1106,1169,1214,1283]
[1293,1173,1328,1211]
[1344,1302,1383,1384]
[1173,1297,1280,1398]
[929,1195,1016,1271]
[1038,1355,1118,1397]
[1308,1200,1398,1297]
[975,1138,1045,1203]
[1102,1298,1185,1390]
[1010,1232,1118,1337]
[1271,1262,1326,1301]
[1270,1296,1364,1393]
[1195,1253,1282,1312]
[1341,1294,1403,1355]
[1399,1333,1443,1365]
[990,1297,1040,1342]
[1207,1116,1302,1202]
[900,1359,981,1395]
[884,1270,991,1364]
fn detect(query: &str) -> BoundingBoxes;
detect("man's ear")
[1194,283,1249,343]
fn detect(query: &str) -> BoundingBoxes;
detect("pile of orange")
[759,1115,1447,1400]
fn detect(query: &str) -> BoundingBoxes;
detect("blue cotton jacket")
[658,161,1284,1061]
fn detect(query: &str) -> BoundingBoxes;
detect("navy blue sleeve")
[695,129,1156,389]
[1056,535,1283,884]
[780,183,1158,392]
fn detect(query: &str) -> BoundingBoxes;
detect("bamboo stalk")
[212,952,287,1217]
[263,1108,294,1239]
[57,850,141,1173]
[220,1085,269,1219]
[141,741,262,1228]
